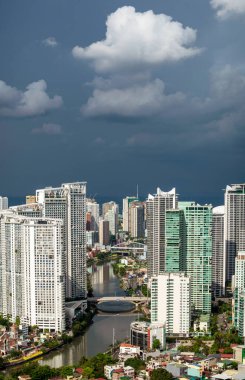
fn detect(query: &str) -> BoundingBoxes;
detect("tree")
[152,338,161,350]
[151,368,173,380]
[124,358,145,372]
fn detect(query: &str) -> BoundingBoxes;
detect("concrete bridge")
[87,296,149,305]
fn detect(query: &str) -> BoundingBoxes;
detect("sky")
[0,0,244,204]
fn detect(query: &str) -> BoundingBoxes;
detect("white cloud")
[73,6,201,73]
[0,80,63,117]
[42,36,58,47]
[82,79,185,117]
[32,123,62,135]
[210,0,245,19]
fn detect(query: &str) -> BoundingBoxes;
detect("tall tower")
[179,202,212,314]
[129,201,145,239]
[36,182,87,299]
[86,199,99,232]
[224,184,245,288]
[0,197,8,210]
[146,187,177,279]
[165,209,185,272]
[123,196,139,232]
[0,211,65,332]
[151,272,191,335]
[104,202,119,236]
[212,206,225,297]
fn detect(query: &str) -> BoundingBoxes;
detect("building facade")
[146,187,177,279]
[0,211,65,332]
[99,219,110,246]
[0,197,8,210]
[224,184,245,288]
[212,206,225,297]
[151,272,191,336]
[165,209,185,272]
[123,196,139,232]
[36,182,87,299]
[86,199,99,232]
[179,202,212,314]
[129,201,145,239]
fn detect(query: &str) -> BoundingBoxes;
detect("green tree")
[152,338,161,350]
[124,358,145,372]
[151,368,173,380]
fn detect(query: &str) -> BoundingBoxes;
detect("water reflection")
[39,263,137,368]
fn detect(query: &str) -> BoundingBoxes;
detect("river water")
[39,263,138,368]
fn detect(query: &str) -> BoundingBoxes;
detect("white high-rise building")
[224,184,245,288]
[212,206,225,297]
[104,202,119,236]
[146,187,177,278]
[0,211,65,332]
[151,272,191,336]
[123,196,138,232]
[233,252,245,333]
[0,197,8,210]
[36,182,87,299]
[86,199,99,232]
[129,202,145,239]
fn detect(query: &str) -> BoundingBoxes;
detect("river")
[39,263,138,368]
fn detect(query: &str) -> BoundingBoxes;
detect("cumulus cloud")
[32,123,62,135]
[0,80,63,117]
[210,0,245,19]
[82,79,185,117]
[73,6,201,73]
[42,36,58,47]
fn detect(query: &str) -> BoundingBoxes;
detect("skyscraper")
[212,206,225,297]
[86,199,100,232]
[224,184,245,288]
[151,272,191,336]
[0,196,8,210]
[36,182,87,299]
[165,209,185,272]
[0,211,65,332]
[99,219,110,246]
[146,187,177,279]
[123,196,139,232]
[233,252,245,330]
[129,201,145,239]
[104,202,119,236]
[179,202,212,314]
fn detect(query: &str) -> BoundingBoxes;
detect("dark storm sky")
[0,0,244,204]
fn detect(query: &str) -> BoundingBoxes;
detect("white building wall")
[151,273,190,335]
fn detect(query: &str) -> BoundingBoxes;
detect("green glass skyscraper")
[165,209,185,272]
[179,202,212,314]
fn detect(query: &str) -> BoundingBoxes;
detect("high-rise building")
[212,206,225,297]
[233,252,245,330]
[99,220,110,246]
[0,211,65,332]
[146,187,177,279]
[165,209,185,272]
[123,196,139,232]
[86,199,99,232]
[224,184,245,288]
[104,202,119,236]
[151,272,191,336]
[179,202,212,314]
[36,182,87,299]
[129,201,145,239]
[0,196,8,210]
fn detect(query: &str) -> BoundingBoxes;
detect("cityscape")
[0,182,245,379]
[1,0,245,379]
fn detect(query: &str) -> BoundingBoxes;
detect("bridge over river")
[87,296,149,305]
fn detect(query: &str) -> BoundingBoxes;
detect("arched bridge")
[87,296,149,305]
[111,242,146,256]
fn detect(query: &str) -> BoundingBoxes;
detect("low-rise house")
[120,343,140,356]
[166,362,187,377]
